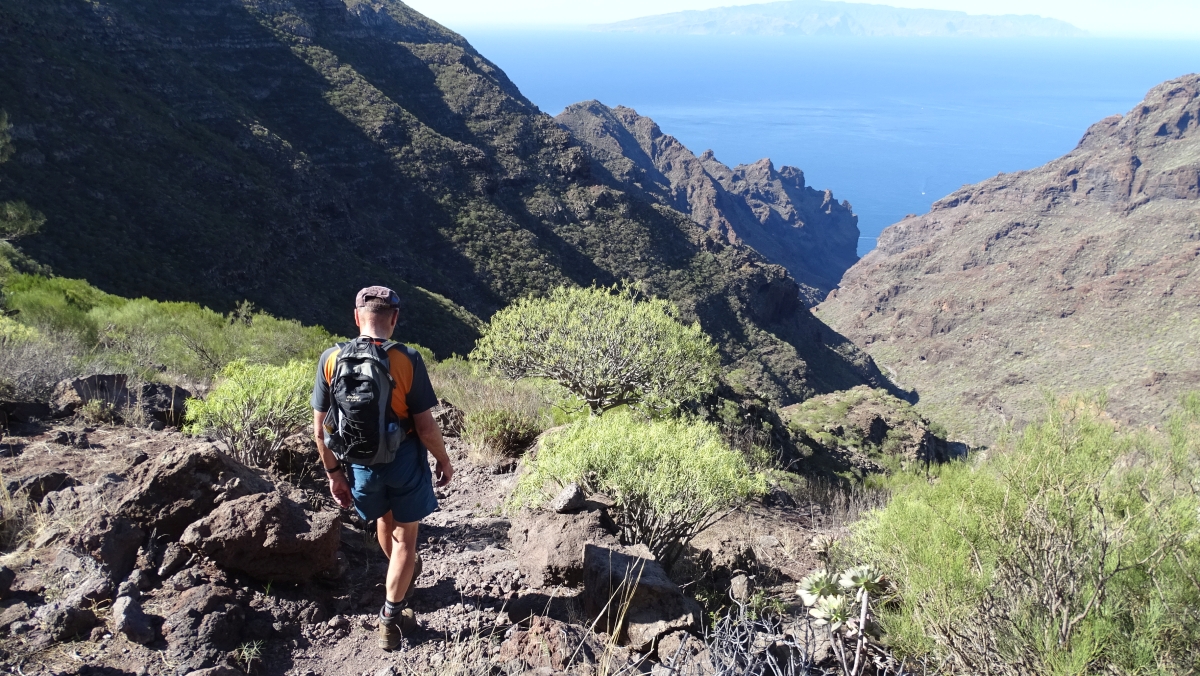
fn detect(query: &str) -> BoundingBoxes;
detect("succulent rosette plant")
[810,593,851,631]
[797,569,840,607]
[838,565,888,601]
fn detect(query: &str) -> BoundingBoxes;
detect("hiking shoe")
[404,554,423,602]
[377,608,417,651]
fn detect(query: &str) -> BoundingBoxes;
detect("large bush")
[184,360,312,468]
[471,285,720,415]
[855,395,1200,674]
[513,412,767,567]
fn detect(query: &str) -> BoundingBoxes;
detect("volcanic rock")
[4,471,78,506]
[548,482,587,514]
[67,514,145,581]
[136,383,193,426]
[111,595,155,645]
[509,507,621,588]
[180,492,340,583]
[50,375,131,418]
[116,443,272,537]
[582,544,702,651]
[497,615,599,670]
[162,584,245,669]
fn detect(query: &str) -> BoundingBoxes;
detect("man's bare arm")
[413,410,453,487]
[314,410,353,508]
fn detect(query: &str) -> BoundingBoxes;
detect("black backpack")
[322,336,406,465]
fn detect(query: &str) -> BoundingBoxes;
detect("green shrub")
[513,411,767,567]
[184,360,312,468]
[855,395,1200,675]
[471,285,720,415]
[2,274,337,381]
[462,408,540,463]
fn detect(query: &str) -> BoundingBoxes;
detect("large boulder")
[116,443,272,537]
[50,375,129,418]
[180,492,340,583]
[136,382,192,425]
[582,544,702,652]
[508,506,621,588]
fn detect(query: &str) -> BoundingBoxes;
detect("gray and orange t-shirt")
[310,340,438,425]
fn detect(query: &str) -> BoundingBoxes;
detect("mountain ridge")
[556,101,860,304]
[818,74,1200,441]
[0,0,888,405]
[595,0,1086,38]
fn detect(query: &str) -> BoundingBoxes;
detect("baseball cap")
[355,285,400,310]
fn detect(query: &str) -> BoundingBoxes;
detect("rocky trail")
[0,410,831,676]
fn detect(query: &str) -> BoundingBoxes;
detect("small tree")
[184,359,311,468]
[0,112,44,245]
[511,411,767,567]
[471,285,720,415]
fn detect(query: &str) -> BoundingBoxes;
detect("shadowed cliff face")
[0,0,887,404]
[556,101,861,305]
[819,75,1200,441]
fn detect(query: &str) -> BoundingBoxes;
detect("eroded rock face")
[818,75,1200,440]
[180,492,340,583]
[508,507,621,588]
[116,443,273,537]
[557,101,860,304]
[582,544,702,651]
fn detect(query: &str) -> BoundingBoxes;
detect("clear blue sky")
[404,0,1200,38]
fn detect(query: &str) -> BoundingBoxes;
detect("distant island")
[593,0,1087,38]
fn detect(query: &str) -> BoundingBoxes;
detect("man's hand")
[435,457,454,488]
[329,471,353,509]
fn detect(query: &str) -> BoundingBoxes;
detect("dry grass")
[0,333,92,402]
[429,359,560,465]
[785,477,892,531]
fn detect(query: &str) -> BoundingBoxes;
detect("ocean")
[458,32,1200,255]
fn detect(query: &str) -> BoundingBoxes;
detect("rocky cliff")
[818,75,1200,440]
[557,101,860,304]
[0,0,886,404]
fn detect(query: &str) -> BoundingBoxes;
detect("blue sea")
[459,32,1200,255]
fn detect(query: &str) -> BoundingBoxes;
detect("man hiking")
[311,286,454,651]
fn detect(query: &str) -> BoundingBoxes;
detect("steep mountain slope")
[0,0,886,404]
[595,0,1085,38]
[819,75,1200,440]
[557,101,859,304]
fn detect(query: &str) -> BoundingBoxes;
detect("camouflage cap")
[355,285,400,310]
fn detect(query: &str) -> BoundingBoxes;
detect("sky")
[403,0,1200,38]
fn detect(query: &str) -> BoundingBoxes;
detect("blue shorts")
[346,440,438,524]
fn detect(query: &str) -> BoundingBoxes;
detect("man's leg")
[383,516,419,603]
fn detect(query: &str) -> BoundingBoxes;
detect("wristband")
[324,462,343,475]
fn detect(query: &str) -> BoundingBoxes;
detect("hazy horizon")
[406,0,1200,39]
